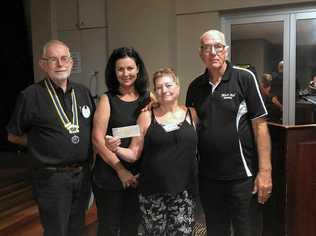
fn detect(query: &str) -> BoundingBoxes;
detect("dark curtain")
[0,0,34,151]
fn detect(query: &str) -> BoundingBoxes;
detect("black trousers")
[32,167,91,236]
[199,177,261,236]
[92,183,141,236]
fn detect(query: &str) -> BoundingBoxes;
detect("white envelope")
[112,125,140,138]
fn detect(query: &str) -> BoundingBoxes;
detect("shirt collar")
[221,60,233,82]
[203,60,233,84]
[47,78,73,93]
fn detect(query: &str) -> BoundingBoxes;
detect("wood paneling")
[263,123,316,236]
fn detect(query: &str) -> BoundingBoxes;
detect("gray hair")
[200,30,227,46]
[42,40,70,57]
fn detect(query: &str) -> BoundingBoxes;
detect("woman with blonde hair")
[107,67,199,235]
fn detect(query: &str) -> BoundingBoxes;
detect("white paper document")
[162,123,180,132]
[112,125,140,138]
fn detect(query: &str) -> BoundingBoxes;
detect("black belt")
[42,163,84,172]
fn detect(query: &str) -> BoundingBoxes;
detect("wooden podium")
[262,123,316,236]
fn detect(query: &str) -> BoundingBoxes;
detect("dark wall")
[0,1,34,151]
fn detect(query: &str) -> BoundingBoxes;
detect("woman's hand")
[105,135,121,153]
[116,168,138,189]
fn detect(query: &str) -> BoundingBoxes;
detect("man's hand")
[7,133,27,146]
[253,170,272,204]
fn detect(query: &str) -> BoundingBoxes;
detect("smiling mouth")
[210,60,220,63]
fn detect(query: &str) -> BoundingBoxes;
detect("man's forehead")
[201,32,226,45]
[48,43,68,50]
[46,44,69,55]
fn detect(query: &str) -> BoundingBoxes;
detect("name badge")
[162,123,179,132]
[112,125,140,138]
[81,105,91,118]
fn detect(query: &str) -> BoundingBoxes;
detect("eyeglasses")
[200,44,226,54]
[42,56,72,65]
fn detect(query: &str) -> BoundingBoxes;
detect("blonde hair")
[152,67,180,89]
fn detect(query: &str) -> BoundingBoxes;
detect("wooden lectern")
[262,123,316,236]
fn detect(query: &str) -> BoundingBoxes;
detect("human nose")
[161,85,169,93]
[56,59,63,66]
[210,45,217,55]
[122,69,129,76]
[55,58,66,66]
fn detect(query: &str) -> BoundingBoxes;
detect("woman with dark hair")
[105,47,148,96]
[92,47,150,236]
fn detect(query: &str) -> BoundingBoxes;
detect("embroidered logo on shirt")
[221,93,236,100]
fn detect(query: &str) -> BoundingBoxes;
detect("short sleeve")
[242,71,268,119]
[186,83,194,107]
[6,92,34,135]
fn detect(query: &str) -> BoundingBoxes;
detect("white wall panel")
[176,12,220,102]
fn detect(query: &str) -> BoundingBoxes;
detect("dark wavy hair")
[105,47,149,95]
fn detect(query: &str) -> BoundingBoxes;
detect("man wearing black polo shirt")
[186,30,272,236]
[6,40,95,236]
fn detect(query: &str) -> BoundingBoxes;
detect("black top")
[139,108,198,196]
[92,91,150,190]
[186,61,267,180]
[270,72,283,103]
[262,94,282,123]
[6,79,95,168]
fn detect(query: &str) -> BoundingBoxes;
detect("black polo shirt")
[6,79,95,168]
[186,61,267,180]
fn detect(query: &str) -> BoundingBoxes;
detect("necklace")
[44,79,80,144]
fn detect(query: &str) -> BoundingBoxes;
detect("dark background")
[0,1,34,152]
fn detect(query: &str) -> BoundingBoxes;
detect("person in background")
[260,73,273,97]
[186,29,272,236]
[92,47,150,236]
[270,60,284,107]
[106,67,199,235]
[6,40,95,236]
[308,74,316,93]
[260,73,282,122]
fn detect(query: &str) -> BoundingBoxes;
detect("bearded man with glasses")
[6,40,95,236]
[186,30,272,236]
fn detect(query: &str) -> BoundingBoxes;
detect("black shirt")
[186,61,267,180]
[6,79,95,168]
[139,109,198,196]
[270,72,283,103]
[262,94,282,123]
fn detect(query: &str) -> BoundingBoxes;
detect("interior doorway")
[222,7,316,125]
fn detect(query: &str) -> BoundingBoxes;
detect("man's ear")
[224,45,230,58]
[199,50,203,60]
[38,59,46,71]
